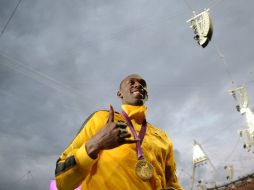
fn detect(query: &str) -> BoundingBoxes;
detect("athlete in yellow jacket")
[55,74,183,190]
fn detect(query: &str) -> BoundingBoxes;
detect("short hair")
[119,74,142,90]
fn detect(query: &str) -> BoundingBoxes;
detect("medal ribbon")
[122,111,147,160]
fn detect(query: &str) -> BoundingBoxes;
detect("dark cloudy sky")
[0,0,254,189]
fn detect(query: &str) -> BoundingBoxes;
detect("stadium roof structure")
[207,173,254,190]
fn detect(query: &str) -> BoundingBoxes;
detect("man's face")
[117,74,148,106]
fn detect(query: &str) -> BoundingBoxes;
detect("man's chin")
[130,98,146,106]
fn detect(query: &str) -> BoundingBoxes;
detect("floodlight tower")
[186,9,213,48]
[191,140,216,190]
[229,86,254,152]
[224,165,234,182]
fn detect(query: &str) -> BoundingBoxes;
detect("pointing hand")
[86,105,139,159]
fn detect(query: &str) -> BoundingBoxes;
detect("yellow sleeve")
[55,111,107,190]
[165,142,184,190]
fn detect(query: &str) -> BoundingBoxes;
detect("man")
[55,74,183,190]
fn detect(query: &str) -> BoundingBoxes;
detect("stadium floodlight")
[229,86,248,114]
[224,165,234,182]
[191,140,216,190]
[229,86,254,152]
[187,9,213,48]
[193,140,208,166]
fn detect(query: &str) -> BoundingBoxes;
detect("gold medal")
[135,159,154,180]
[122,112,152,180]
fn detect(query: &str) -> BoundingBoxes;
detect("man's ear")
[117,90,123,99]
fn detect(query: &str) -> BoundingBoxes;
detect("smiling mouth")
[132,90,145,99]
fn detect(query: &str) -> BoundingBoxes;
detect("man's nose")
[134,82,142,88]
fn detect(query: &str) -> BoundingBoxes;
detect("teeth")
[133,91,143,97]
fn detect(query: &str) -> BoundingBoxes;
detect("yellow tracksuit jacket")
[55,105,183,190]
